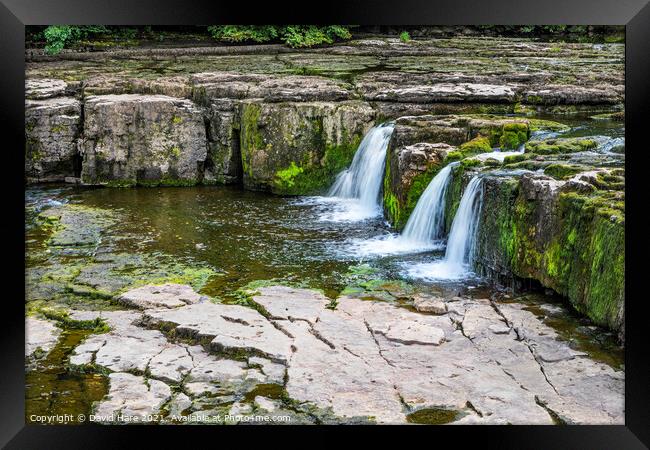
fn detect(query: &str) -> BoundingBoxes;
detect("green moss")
[34,307,110,333]
[526,138,597,155]
[460,158,482,169]
[384,192,401,229]
[171,115,183,125]
[459,136,492,154]
[169,146,181,158]
[274,162,304,190]
[526,118,570,132]
[499,122,529,150]
[486,186,625,333]
[404,164,442,223]
[592,172,625,191]
[406,408,460,424]
[444,151,464,162]
[240,103,264,179]
[271,138,360,195]
[590,111,624,121]
[526,95,544,104]
[513,103,536,115]
[502,153,530,165]
[49,124,68,133]
[543,164,584,180]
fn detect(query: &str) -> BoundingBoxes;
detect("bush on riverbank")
[30,25,354,55]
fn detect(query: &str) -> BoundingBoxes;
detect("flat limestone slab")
[93,372,171,423]
[25,316,61,358]
[118,283,207,309]
[65,285,623,425]
[143,302,294,363]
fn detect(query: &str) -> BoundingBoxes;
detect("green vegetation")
[207,25,352,48]
[499,122,529,150]
[399,31,411,43]
[543,163,584,180]
[526,138,597,155]
[33,25,352,55]
[42,25,110,55]
[272,140,360,195]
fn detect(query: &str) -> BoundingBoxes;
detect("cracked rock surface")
[68,284,623,424]
[25,316,61,359]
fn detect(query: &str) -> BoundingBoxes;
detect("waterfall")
[443,175,485,267]
[328,123,394,213]
[403,175,485,280]
[399,162,458,246]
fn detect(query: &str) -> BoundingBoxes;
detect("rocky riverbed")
[25,35,625,425]
[26,282,623,424]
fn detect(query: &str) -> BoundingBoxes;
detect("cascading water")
[326,123,394,220]
[443,175,484,267]
[400,162,458,245]
[343,162,457,256]
[404,175,485,280]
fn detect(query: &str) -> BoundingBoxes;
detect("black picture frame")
[2,0,648,447]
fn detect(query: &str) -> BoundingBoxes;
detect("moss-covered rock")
[25,96,82,182]
[382,114,531,228]
[239,100,375,195]
[526,137,597,155]
[470,172,624,338]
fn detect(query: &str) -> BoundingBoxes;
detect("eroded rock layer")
[25,36,623,191]
[62,285,623,424]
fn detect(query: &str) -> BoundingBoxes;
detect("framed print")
[1,0,649,447]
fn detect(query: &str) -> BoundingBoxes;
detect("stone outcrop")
[65,285,623,424]
[117,283,207,309]
[383,115,530,229]
[80,94,207,186]
[25,317,61,359]
[25,96,81,182]
[442,160,624,338]
[239,100,375,194]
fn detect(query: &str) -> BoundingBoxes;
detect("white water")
[342,162,457,257]
[405,175,485,280]
[325,123,394,221]
[401,163,457,245]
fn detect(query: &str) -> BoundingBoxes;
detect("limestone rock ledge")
[67,284,623,425]
[383,115,530,229]
[80,94,208,187]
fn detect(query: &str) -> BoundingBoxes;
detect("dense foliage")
[207,25,352,48]
[42,25,109,55]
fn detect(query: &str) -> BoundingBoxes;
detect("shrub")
[399,31,411,42]
[206,25,279,43]
[42,25,124,55]
[43,25,109,55]
[207,25,351,48]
